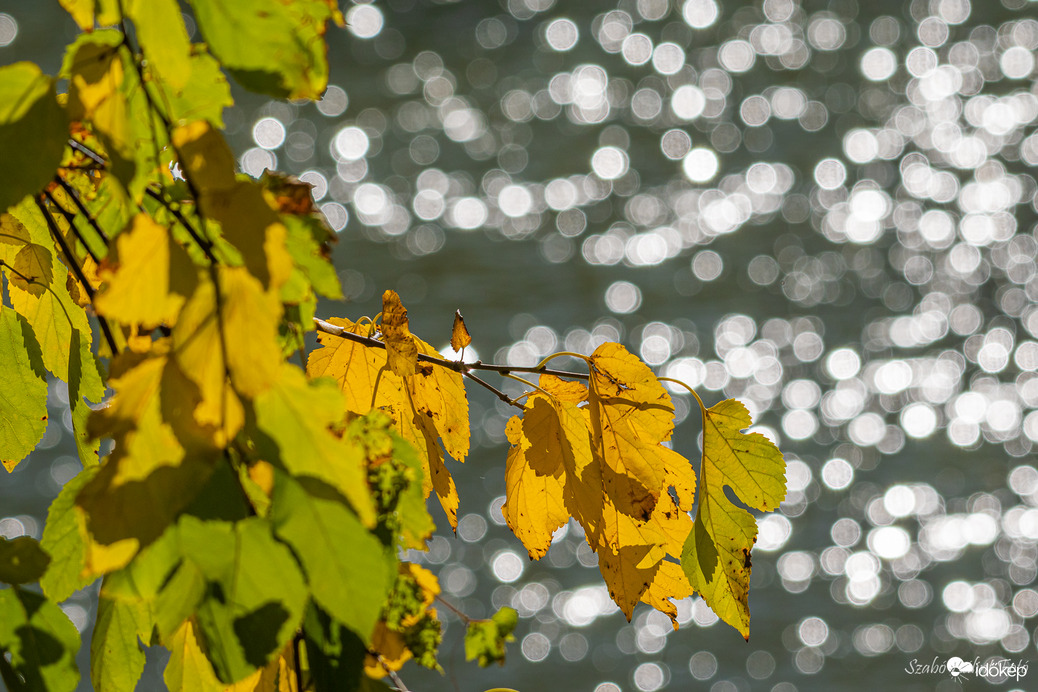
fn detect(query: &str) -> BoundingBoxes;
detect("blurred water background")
[4,0,1038,690]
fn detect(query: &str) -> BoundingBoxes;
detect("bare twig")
[53,176,111,244]
[434,594,471,624]
[145,187,217,263]
[34,196,119,355]
[313,317,589,381]
[43,188,103,265]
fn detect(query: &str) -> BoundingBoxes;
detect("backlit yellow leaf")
[165,619,226,692]
[587,342,675,520]
[94,213,197,328]
[172,121,293,291]
[308,316,466,529]
[681,398,786,639]
[381,289,419,377]
[502,414,567,560]
[450,310,471,352]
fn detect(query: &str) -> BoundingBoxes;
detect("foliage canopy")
[0,2,787,690]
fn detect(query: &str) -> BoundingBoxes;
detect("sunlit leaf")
[308,317,464,529]
[587,342,675,520]
[178,516,309,683]
[65,31,159,196]
[187,0,337,99]
[450,310,471,352]
[381,289,419,378]
[681,398,786,639]
[94,213,198,328]
[41,467,99,601]
[252,364,375,525]
[464,607,517,667]
[271,472,393,642]
[90,571,154,692]
[127,0,192,90]
[164,618,226,692]
[3,200,103,403]
[0,62,67,216]
[0,308,48,472]
[502,413,567,560]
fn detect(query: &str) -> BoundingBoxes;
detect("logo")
[905,656,1029,684]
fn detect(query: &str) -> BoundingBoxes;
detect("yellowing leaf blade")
[381,290,419,377]
[681,398,786,639]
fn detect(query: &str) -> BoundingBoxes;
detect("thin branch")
[376,655,411,692]
[312,317,590,381]
[34,196,119,355]
[43,189,103,265]
[54,176,111,244]
[145,187,217,263]
[463,371,523,410]
[67,138,109,168]
[434,594,471,624]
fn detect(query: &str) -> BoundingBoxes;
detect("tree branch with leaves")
[0,2,787,691]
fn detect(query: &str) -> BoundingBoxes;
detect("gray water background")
[3,0,1038,690]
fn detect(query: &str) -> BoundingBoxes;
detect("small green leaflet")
[0,587,81,692]
[464,607,518,667]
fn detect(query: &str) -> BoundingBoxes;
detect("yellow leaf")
[450,310,471,352]
[80,350,219,575]
[681,398,786,639]
[11,242,53,292]
[165,619,227,692]
[587,342,675,520]
[308,317,466,529]
[174,266,281,420]
[381,289,419,377]
[94,213,197,328]
[409,337,469,462]
[502,414,568,560]
[171,122,293,290]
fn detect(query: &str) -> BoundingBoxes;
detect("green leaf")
[272,472,394,643]
[282,214,343,300]
[348,413,434,551]
[41,467,99,601]
[464,607,517,668]
[0,63,67,216]
[187,0,337,99]
[90,571,154,692]
[0,307,48,472]
[159,49,233,127]
[3,200,103,402]
[681,398,786,639]
[127,0,192,90]
[179,516,309,683]
[0,587,81,692]
[252,365,376,525]
[0,537,51,585]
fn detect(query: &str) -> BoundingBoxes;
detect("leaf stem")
[434,594,471,624]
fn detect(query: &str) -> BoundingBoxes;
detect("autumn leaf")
[308,317,467,529]
[502,413,568,560]
[450,310,471,352]
[587,342,675,521]
[381,290,419,377]
[681,398,786,639]
[94,213,198,329]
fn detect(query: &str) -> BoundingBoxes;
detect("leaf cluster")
[0,2,788,691]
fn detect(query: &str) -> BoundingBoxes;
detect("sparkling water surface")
[3,0,1038,690]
